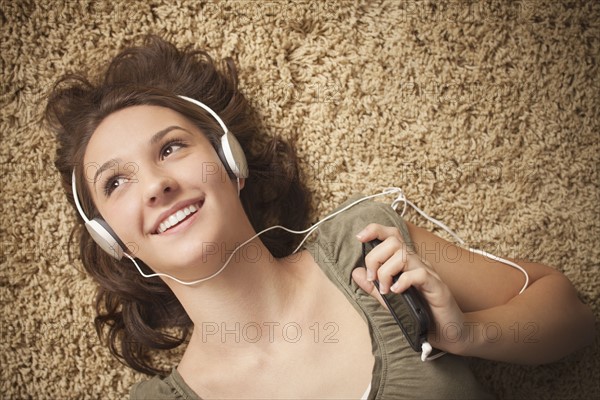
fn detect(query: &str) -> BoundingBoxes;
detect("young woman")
[46,36,594,399]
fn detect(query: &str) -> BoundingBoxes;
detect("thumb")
[352,267,387,309]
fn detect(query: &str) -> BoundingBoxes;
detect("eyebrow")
[93,125,189,185]
[149,125,187,145]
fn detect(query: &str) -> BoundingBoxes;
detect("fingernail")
[390,282,399,292]
[366,269,374,281]
[356,229,367,240]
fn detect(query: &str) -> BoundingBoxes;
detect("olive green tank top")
[130,196,493,399]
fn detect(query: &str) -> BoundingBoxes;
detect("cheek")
[102,195,143,251]
[189,155,231,186]
[172,155,233,195]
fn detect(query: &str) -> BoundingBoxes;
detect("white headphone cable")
[389,189,529,295]
[123,187,529,294]
[123,188,401,285]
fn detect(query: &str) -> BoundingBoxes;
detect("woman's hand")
[351,223,467,354]
[352,222,595,364]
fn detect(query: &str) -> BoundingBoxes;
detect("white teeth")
[156,203,201,234]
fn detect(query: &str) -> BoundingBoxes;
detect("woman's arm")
[353,222,595,365]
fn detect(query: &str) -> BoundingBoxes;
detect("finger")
[355,223,402,243]
[365,236,409,284]
[390,268,444,301]
[375,248,411,294]
[378,248,437,284]
[364,236,405,282]
[351,267,388,309]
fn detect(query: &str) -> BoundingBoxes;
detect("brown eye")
[104,176,127,196]
[160,140,186,160]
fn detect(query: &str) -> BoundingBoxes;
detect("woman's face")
[83,105,247,279]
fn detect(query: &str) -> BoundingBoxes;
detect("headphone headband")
[71,170,89,224]
[178,95,248,179]
[178,95,229,134]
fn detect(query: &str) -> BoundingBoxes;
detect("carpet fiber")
[1,0,599,398]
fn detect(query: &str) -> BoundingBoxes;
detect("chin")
[153,244,223,276]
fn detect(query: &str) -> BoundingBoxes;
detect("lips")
[152,198,204,234]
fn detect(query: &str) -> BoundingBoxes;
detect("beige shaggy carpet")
[1,0,599,398]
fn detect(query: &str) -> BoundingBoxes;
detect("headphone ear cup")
[85,218,126,260]
[219,131,249,179]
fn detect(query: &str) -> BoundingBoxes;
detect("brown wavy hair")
[45,35,311,375]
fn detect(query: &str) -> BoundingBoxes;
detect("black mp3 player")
[361,239,431,352]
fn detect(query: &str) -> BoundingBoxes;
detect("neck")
[166,236,318,353]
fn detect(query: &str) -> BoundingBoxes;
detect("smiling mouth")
[155,201,203,234]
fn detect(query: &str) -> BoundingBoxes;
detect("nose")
[143,170,179,206]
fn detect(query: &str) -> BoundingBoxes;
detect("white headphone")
[71,95,248,260]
